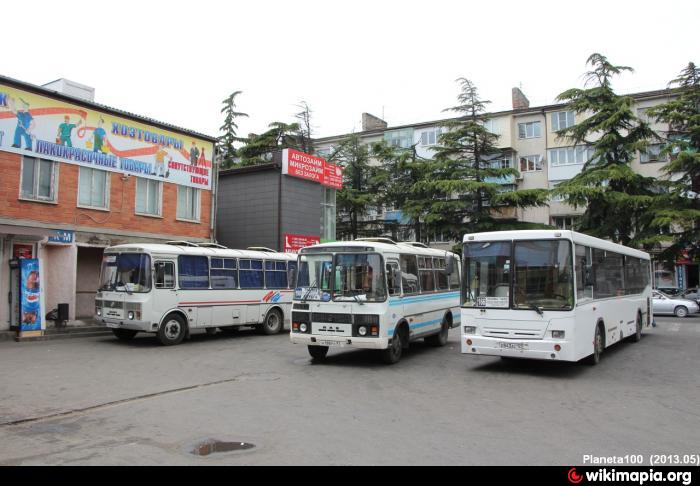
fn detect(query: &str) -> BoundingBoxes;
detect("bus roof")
[104,243,297,261]
[301,240,460,258]
[462,230,650,260]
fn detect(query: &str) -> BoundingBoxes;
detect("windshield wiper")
[301,281,320,303]
[529,303,544,316]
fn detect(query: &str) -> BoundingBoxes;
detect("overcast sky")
[4,0,697,140]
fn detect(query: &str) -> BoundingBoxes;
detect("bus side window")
[400,254,419,295]
[387,261,401,296]
[155,261,175,289]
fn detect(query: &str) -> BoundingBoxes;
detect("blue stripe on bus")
[388,318,443,336]
[389,292,460,307]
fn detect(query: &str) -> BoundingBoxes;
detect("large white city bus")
[460,230,653,364]
[289,239,461,364]
[95,242,297,345]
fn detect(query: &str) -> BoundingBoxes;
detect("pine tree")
[218,91,248,169]
[332,135,384,239]
[418,78,548,239]
[645,62,700,261]
[237,121,301,166]
[553,53,658,246]
[295,101,314,155]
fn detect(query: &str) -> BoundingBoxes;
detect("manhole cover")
[189,439,256,456]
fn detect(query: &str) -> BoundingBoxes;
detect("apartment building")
[314,87,686,287]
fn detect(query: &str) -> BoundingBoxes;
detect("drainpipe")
[210,147,219,243]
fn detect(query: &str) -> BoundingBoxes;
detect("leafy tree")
[417,78,548,239]
[553,53,658,246]
[218,91,248,169]
[237,121,301,166]
[645,62,700,261]
[331,135,384,239]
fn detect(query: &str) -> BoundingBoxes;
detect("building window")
[420,129,442,146]
[78,167,109,209]
[549,181,566,202]
[552,216,579,230]
[489,156,512,169]
[321,188,336,242]
[177,186,200,222]
[20,156,57,202]
[519,155,543,172]
[483,119,501,135]
[548,146,593,166]
[135,178,162,216]
[384,129,414,149]
[640,144,667,163]
[551,111,575,131]
[518,121,541,139]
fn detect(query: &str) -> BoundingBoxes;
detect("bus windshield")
[296,254,333,301]
[463,239,574,311]
[333,253,386,302]
[513,240,574,311]
[99,253,152,293]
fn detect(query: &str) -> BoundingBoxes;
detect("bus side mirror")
[445,255,455,275]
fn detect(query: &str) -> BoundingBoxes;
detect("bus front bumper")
[290,333,389,350]
[461,335,577,361]
[98,316,154,333]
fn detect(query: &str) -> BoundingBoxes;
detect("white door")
[153,260,179,325]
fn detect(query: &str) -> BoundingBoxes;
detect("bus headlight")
[552,330,565,339]
[299,323,308,333]
[128,311,135,320]
[96,308,102,317]
[463,326,476,335]
[358,326,368,337]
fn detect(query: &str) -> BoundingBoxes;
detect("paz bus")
[289,238,461,364]
[460,230,652,364]
[95,242,297,345]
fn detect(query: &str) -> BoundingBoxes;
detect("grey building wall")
[217,166,323,251]
[217,169,281,250]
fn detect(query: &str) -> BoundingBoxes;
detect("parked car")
[656,287,682,297]
[652,290,700,317]
[681,288,700,306]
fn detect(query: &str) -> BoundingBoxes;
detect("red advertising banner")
[284,233,320,253]
[282,149,343,189]
[324,162,343,189]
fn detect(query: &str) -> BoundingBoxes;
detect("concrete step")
[14,326,112,343]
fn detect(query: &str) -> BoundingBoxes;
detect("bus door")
[153,260,178,322]
[387,259,403,324]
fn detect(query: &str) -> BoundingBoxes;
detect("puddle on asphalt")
[189,439,256,457]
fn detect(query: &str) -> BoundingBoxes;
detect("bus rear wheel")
[425,318,449,347]
[112,329,137,341]
[628,314,643,343]
[261,309,283,335]
[157,314,187,346]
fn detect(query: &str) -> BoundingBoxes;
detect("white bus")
[460,230,653,364]
[289,239,461,364]
[95,242,297,345]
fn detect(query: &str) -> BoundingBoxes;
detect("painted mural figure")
[91,118,107,153]
[8,98,35,151]
[190,141,200,166]
[154,147,170,178]
[198,147,206,167]
[57,116,82,147]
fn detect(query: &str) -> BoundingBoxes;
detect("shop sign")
[13,243,34,259]
[48,230,74,244]
[281,149,343,189]
[20,258,42,332]
[0,82,213,190]
[284,233,320,253]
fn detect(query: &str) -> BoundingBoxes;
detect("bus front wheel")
[308,345,329,361]
[157,314,187,346]
[586,324,604,365]
[381,328,405,364]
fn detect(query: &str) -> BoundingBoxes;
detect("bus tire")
[425,317,449,347]
[112,329,137,341]
[261,308,284,335]
[381,327,405,364]
[674,306,689,318]
[585,323,604,365]
[629,313,643,343]
[308,345,329,361]
[157,314,187,346]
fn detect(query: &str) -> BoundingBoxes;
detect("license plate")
[318,340,345,348]
[498,341,528,351]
